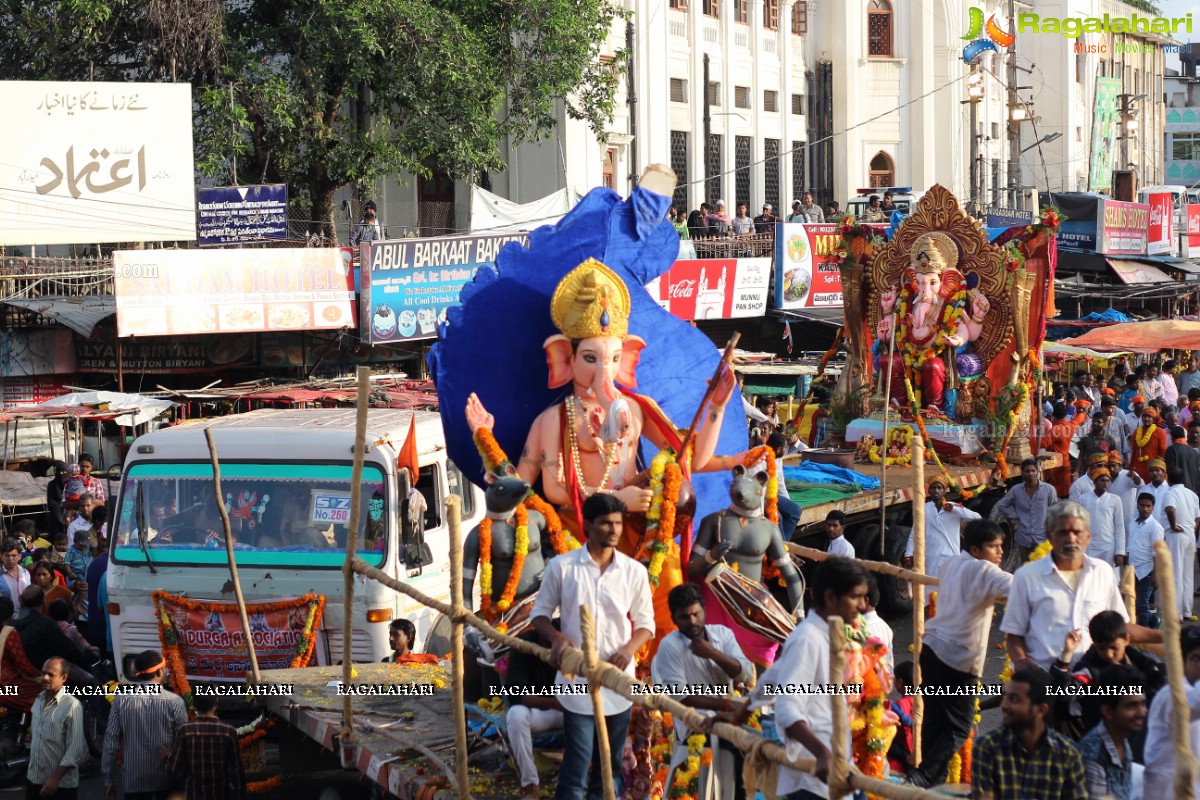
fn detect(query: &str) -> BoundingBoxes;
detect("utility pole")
[627,21,638,187]
[1006,0,1020,208]
[965,65,984,215]
[703,53,712,205]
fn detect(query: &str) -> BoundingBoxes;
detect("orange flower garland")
[248,776,282,793]
[477,505,529,629]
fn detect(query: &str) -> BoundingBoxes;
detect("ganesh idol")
[875,232,991,413]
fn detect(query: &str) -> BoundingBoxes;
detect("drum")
[490,591,539,657]
[704,563,797,644]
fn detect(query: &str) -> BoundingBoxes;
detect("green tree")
[2,0,624,237]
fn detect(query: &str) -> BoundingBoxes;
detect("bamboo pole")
[348,557,946,800]
[1121,564,1137,622]
[204,428,260,684]
[910,435,926,768]
[340,366,371,745]
[786,542,939,586]
[446,495,471,800]
[827,615,851,798]
[581,605,616,800]
[1154,540,1197,800]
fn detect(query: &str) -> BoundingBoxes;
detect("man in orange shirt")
[1129,407,1170,483]
[1041,400,1092,497]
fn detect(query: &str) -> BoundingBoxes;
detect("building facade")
[1166,70,1200,186]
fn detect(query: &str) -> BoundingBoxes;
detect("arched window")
[868,152,894,188]
[868,0,893,57]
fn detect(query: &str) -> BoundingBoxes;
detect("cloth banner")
[153,591,325,679]
[469,185,573,233]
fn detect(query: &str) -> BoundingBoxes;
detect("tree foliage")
[1,0,625,234]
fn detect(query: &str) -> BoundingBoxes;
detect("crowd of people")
[668,190,904,242]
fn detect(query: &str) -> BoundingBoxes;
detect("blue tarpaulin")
[1047,308,1133,341]
[783,462,881,490]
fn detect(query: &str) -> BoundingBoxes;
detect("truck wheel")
[846,523,913,618]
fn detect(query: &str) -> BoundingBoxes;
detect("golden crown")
[910,232,958,275]
[550,258,631,340]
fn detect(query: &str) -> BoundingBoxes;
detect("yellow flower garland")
[477,506,529,629]
[645,449,683,587]
[1134,424,1155,450]
[867,425,915,467]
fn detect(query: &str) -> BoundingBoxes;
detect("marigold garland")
[902,375,968,499]
[866,425,915,467]
[477,505,529,628]
[641,448,685,587]
[741,446,786,585]
[151,590,325,715]
[247,776,282,794]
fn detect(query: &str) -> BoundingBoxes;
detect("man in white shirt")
[531,493,655,800]
[1001,500,1161,671]
[766,557,867,799]
[824,511,855,559]
[651,583,753,799]
[1165,468,1200,620]
[1105,450,1143,513]
[0,540,30,605]
[901,478,980,605]
[907,519,1012,788]
[1146,459,1172,531]
[1128,492,1166,627]
[1143,625,1200,798]
[1077,467,1127,568]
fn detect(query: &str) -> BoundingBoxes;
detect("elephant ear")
[544,335,575,389]
[618,336,645,388]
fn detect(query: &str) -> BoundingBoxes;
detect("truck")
[106,408,484,680]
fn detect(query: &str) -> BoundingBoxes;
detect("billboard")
[0,81,196,245]
[1146,192,1175,257]
[1188,204,1200,250]
[1088,77,1122,193]
[197,184,288,246]
[1097,199,1150,256]
[644,258,770,321]
[363,233,527,344]
[112,248,355,338]
[773,223,844,310]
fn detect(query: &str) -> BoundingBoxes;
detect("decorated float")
[833,185,1062,486]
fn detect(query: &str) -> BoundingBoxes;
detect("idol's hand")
[615,485,653,513]
[466,393,495,433]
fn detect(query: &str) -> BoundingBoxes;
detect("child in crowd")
[47,598,98,660]
[825,510,855,558]
[48,533,70,573]
[887,660,916,773]
[1052,610,1165,746]
[61,464,85,505]
[90,505,108,552]
[66,530,92,581]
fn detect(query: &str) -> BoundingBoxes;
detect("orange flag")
[397,415,419,479]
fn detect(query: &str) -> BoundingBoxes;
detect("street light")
[1020,131,1062,153]
[1010,105,1028,121]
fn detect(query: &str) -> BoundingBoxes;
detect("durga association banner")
[154,592,324,680]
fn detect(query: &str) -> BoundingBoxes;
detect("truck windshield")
[112,462,387,568]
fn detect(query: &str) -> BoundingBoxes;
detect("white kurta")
[1078,490,1126,565]
[1165,484,1200,618]
[904,502,981,603]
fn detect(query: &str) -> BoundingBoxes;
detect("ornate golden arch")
[866,184,1012,365]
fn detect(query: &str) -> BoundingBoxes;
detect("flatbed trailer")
[260,662,487,800]
[788,452,1065,527]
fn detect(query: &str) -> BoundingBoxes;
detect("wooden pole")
[786,542,939,586]
[446,494,471,800]
[878,319,898,557]
[827,615,851,798]
[1154,540,1197,800]
[677,332,740,459]
[581,605,616,800]
[348,557,946,800]
[204,428,261,684]
[340,366,371,745]
[1121,564,1137,622]
[910,434,926,768]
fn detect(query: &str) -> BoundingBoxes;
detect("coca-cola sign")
[1188,205,1200,248]
[645,258,770,321]
[1146,192,1174,257]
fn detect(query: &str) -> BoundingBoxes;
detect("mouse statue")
[687,465,803,666]
[462,466,550,633]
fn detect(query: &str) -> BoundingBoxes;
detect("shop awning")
[2,296,115,337]
[1106,258,1173,285]
[1044,343,1132,361]
[1060,320,1200,353]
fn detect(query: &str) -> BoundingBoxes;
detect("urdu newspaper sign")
[0,81,196,245]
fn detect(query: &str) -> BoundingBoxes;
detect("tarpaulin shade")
[1107,259,1172,285]
[1060,320,1200,353]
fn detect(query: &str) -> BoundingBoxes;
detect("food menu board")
[773,223,844,309]
[112,248,356,338]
